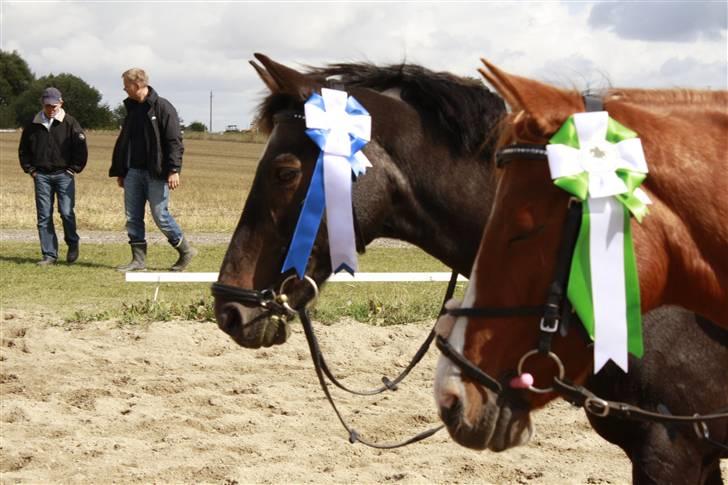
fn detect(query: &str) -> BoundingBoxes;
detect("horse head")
[435,57,728,450]
[214,54,455,348]
[433,60,655,451]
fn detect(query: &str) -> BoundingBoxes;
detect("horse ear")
[252,53,318,101]
[249,59,280,93]
[479,59,582,134]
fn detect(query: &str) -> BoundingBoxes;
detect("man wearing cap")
[109,68,196,272]
[18,87,88,266]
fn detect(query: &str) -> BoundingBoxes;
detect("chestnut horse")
[214,55,726,481]
[434,61,727,481]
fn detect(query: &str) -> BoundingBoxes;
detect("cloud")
[656,56,727,88]
[3,2,726,130]
[588,1,727,42]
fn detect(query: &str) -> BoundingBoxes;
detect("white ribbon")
[547,111,650,372]
[305,88,372,274]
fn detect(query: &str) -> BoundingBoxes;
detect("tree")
[13,73,115,129]
[187,121,207,132]
[0,50,34,104]
[0,50,35,128]
[110,103,126,128]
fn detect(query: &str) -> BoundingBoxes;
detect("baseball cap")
[41,87,63,105]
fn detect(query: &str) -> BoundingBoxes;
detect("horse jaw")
[434,272,533,451]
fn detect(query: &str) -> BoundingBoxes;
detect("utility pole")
[209,90,213,133]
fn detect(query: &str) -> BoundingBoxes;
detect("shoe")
[170,237,198,272]
[37,256,57,266]
[117,242,147,272]
[67,244,79,263]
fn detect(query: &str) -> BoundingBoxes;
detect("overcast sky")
[2,1,726,131]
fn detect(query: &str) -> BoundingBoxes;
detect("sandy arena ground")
[2,310,724,484]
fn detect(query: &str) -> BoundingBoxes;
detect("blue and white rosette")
[281,88,372,278]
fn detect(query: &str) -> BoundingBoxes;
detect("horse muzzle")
[214,300,291,348]
[438,388,533,452]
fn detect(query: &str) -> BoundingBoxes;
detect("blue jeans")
[123,168,183,246]
[34,171,79,259]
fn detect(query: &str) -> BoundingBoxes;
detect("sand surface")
[1,309,717,484]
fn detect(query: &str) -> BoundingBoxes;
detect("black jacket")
[18,110,88,174]
[109,86,184,179]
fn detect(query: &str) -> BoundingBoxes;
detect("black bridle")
[211,108,456,448]
[436,96,728,449]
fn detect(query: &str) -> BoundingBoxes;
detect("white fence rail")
[125,272,468,283]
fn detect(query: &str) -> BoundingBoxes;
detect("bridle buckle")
[539,317,559,333]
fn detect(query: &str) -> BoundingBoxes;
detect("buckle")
[539,317,559,333]
[693,416,709,440]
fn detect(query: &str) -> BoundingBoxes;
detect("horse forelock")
[254,62,506,158]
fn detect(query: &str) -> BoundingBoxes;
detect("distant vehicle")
[225,124,239,132]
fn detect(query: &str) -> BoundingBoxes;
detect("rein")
[437,95,728,449]
[214,271,460,448]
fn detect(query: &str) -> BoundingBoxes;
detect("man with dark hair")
[109,68,197,272]
[19,87,88,266]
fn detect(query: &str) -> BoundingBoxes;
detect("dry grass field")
[0,130,264,232]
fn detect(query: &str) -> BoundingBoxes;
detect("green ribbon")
[549,115,647,360]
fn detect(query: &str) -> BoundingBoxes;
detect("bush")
[187,121,207,132]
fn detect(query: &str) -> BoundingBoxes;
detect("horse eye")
[275,167,301,184]
[508,224,544,245]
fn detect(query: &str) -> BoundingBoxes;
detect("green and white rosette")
[546,111,651,372]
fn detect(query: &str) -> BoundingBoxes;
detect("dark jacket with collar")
[109,86,184,179]
[18,109,88,174]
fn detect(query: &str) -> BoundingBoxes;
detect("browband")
[495,93,604,168]
[495,143,548,168]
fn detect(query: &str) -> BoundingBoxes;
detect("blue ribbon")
[280,91,371,278]
[281,152,326,278]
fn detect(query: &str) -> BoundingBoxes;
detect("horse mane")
[255,62,505,159]
[606,88,728,108]
[496,86,728,149]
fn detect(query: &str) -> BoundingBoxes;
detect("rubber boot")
[117,242,147,272]
[170,237,197,272]
[67,243,79,263]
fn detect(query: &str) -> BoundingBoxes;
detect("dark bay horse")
[433,60,727,483]
[214,54,504,347]
[214,55,726,482]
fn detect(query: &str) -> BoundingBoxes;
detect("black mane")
[256,62,505,159]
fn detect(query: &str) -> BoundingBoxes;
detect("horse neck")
[357,139,496,277]
[608,97,728,323]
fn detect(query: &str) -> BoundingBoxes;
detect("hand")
[168,172,180,190]
[30,171,37,178]
[117,176,124,188]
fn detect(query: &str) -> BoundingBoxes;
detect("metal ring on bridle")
[517,349,565,394]
[278,274,319,313]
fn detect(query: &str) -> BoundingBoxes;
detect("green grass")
[1,129,466,326]
[0,241,465,326]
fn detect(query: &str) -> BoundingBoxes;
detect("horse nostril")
[216,302,244,335]
[439,395,463,428]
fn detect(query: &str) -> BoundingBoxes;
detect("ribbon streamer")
[546,111,650,373]
[281,88,372,278]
